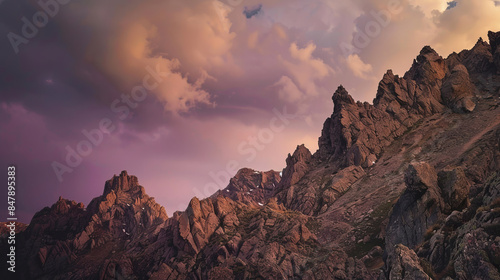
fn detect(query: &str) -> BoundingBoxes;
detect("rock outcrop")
[318,45,451,169]
[280,144,312,188]
[385,162,445,255]
[212,168,281,206]
[490,31,500,73]
[437,166,471,212]
[386,244,431,280]
[441,64,476,112]
[9,171,168,279]
[414,173,500,279]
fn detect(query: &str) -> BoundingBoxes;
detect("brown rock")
[489,31,500,73]
[215,168,281,206]
[404,162,438,193]
[386,244,431,280]
[386,162,445,253]
[280,144,312,187]
[438,167,471,211]
[458,37,494,74]
[441,64,476,113]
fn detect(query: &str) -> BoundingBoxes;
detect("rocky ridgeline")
[1,171,168,279]
[2,31,500,279]
[211,168,281,206]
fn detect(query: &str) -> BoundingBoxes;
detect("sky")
[1,0,499,222]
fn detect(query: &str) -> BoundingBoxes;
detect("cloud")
[432,0,500,56]
[59,0,238,115]
[446,1,457,9]
[244,4,263,19]
[280,42,334,98]
[346,54,374,79]
[274,75,303,102]
[407,0,448,16]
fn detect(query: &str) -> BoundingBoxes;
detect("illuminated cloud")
[346,54,374,79]
[280,42,334,97]
[407,0,448,16]
[432,0,500,56]
[274,75,303,102]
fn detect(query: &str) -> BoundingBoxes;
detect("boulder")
[386,244,431,280]
[404,162,439,193]
[438,167,471,211]
[441,64,476,113]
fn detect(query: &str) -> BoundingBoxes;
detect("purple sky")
[1,0,499,222]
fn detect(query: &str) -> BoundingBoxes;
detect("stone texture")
[438,167,471,212]
[385,162,445,254]
[386,244,431,280]
[213,168,281,206]
[404,162,439,193]
[441,64,476,113]
[489,31,500,73]
[280,144,312,187]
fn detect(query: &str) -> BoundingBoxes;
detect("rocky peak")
[103,170,140,195]
[318,82,413,167]
[52,196,85,215]
[25,197,89,240]
[214,168,281,205]
[454,34,494,75]
[88,171,167,229]
[279,144,312,188]
[317,34,496,166]
[13,171,168,279]
[489,30,500,54]
[405,45,446,83]
[317,45,458,166]
[415,45,442,65]
[419,45,440,59]
[332,85,355,111]
[470,37,492,57]
[489,30,500,72]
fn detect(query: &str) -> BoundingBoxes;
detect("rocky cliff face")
[211,168,281,206]
[2,31,500,280]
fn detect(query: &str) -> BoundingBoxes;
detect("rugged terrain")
[2,31,500,279]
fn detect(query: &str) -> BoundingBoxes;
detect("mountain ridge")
[2,31,500,279]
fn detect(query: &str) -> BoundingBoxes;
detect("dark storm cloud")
[446,1,457,10]
[243,4,262,19]
[0,1,118,136]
